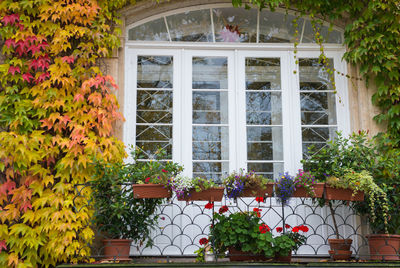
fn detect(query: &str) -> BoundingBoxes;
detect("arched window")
[124,5,349,181]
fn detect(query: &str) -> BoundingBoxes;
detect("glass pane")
[128,18,169,41]
[247,127,283,160]
[302,20,343,44]
[192,57,228,89]
[192,126,229,160]
[193,162,228,181]
[245,58,281,90]
[259,11,303,43]
[302,127,337,159]
[246,92,282,125]
[137,90,172,123]
[193,91,228,124]
[136,125,172,141]
[166,10,213,42]
[137,56,173,88]
[247,162,284,180]
[300,92,337,124]
[213,8,257,42]
[136,141,172,159]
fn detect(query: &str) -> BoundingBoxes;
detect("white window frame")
[123,46,350,177]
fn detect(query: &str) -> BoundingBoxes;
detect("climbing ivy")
[0,0,126,267]
[233,0,400,145]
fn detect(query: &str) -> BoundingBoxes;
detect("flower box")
[367,234,400,261]
[240,183,274,197]
[293,183,325,198]
[325,186,364,201]
[132,184,171,199]
[228,247,269,262]
[177,187,224,202]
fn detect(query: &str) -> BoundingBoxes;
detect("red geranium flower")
[161,169,167,173]
[285,224,291,229]
[253,208,262,217]
[299,225,309,232]
[276,227,283,232]
[199,238,209,245]
[219,205,228,214]
[145,177,151,183]
[255,197,264,203]
[259,224,270,234]
[205,202,214,209]
[292,226,299,233]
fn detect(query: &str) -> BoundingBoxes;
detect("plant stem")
[329,202,340,239]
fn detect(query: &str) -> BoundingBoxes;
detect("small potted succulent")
[273,224,309,262]
[130,148,183,199]
[223,170,273,199]
[293,169,324,198]
[91,157,163,261]
[168,176,224,202]
[209,207,275,261]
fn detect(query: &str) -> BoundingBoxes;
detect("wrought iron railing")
[73,183,398,262]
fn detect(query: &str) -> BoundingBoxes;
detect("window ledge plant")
[223,170,273,199]
[168,176,224,202]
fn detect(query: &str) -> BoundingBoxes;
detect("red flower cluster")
[145,177,151,183]
[276,227,283,232]
[291,225,309,233]
[285,224,291,229]
[255,197,264,203]
[219,205,228,214]
[259,224,270,233]
[205,202,214,209]
[161,169,167,173]
[199,238,209,245]
[253,207,262,217]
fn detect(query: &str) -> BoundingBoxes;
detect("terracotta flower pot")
[367,234,400,261]
[228,247,269,261]
[240,183,274,197]
[274,251,292,262]
[177,187,224,202]
[102,239,132,261]
[293,183,325,198]
[325,186,364,201]
[132,184,171,198]
[328,239,353,260]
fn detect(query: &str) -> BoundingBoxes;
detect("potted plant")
[302,131,390,260]
[223,170,273,199]
[275,172,296,205]
[168,176,224,202]
[293,170,324,198]
[209,207,275,261]
[130,148,183,199]
[273,224,309,262]
[91,158,163,261]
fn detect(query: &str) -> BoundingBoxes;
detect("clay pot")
[293,183,325,198]
[132,184,171,198]
[328,239,353,260]
[240,183,274,197]
[177,187,224,202]
[325,186,364,201]
[274,251,292,262]
[367,234,400,261]
[228,247,269,261]
[102,239,132,261]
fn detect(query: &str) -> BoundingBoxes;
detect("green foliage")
[210,210,275,258]
[128,147,183,185]
[273,235,295,257]
[91,157,162,246]
[167,176,217,199]
[302,131,375,180]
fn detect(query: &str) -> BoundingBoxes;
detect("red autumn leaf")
[8,66,20,75]
[4,39,16,48]
[28,44,41,55]
[36,72,50,83]
[2,14,19,25]
[0,240,6,253]
[22,73,34,82]
[37,56,50,70]
[20,201,32,212]
[73,93,84,102]
[38,40,48,50]
[62,56,75,64]
[29,59,39,71]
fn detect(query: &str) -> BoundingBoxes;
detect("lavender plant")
[293,169,317,197]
